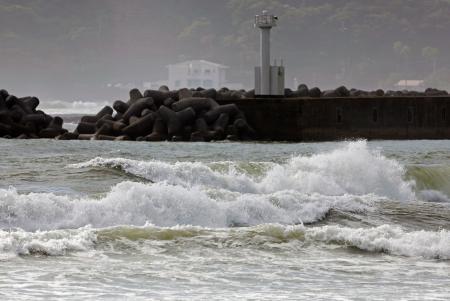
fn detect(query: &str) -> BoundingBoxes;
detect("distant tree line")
[1,0,450,99]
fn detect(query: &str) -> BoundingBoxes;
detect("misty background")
[1,0,450,104]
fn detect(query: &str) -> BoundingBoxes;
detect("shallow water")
[0,139,449,300]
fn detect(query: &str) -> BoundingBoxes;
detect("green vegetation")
[1,0,449,98]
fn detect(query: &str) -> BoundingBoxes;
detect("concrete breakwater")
[2,84,450,141]
[67,87,255,142]
[0,89,68,139]
[221,96,450,141]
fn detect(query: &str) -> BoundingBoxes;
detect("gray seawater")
[0,139,449,300]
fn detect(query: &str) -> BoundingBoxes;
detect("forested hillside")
[1,0,450,100]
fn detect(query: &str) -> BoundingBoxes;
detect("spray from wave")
[0,182,371,231]
[71,140,415,200]
[2,141,449,260]
[39,100,110,115]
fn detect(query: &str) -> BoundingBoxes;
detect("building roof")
[396,80,424,87]
[167,60,228,69]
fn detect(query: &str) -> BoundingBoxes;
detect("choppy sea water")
[0,139,449,300]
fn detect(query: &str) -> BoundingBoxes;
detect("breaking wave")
[0,183,371,231]
[2,140,448,260]
[307,224,450,260]
[71,140,415,200]
[1,224,448,260]
[0,227,95,258]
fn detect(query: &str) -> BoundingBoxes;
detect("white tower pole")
[260,26,271,95]
[255,10,278,96]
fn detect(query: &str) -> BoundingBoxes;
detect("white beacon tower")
[254,10,285,96]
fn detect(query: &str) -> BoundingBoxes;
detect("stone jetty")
[0,89,67,139]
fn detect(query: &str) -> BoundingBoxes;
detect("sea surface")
[0,139,449,300]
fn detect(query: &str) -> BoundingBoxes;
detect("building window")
[187,79,202,87]
[203,80,213,88]
[372,108,378,123]
[336,107,343,124]
[407,107,414,123]
[204,69,211,75]
[442,108,446,121]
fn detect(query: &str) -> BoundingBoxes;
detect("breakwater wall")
[218,96,450,141]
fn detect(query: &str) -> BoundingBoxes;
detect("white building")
[167,60,228,89]
[395,80,425,90]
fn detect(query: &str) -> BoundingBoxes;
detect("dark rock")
[190,131,205,142]
[129,88,143,104]
[178,88,193,100]
[17,133,29,139]
[158,106,195,136]
[56,132,79,140]
[113,100,129,114]
[159,85,170,93]
[122,113,156,138]
[335,86,350,97]
[297,84,309,97]
[172,97,218,112]
[284,88,294,97]
[95,106,114,121]
[78,134,94,140]
[171,135,184,142]
[375,89,385,97]
[213,113,229,134]
[94,134,116,141]
[145,118,167,141]
[115,135,131,141]
[0,89,9,100]
[234,118,256,139]
[204,104,239,123]
[141,108,153,117]
[94,123,113,137]
[75,122,96,134]
[309,87,321,98]
[143,90,167,106]
[122,97,154,122]
[226,134,239,141]
[5,95,18,108]
[163,98,175,108]
[244,89,255,98]
[322,90,338,97]
[80,115,98,123]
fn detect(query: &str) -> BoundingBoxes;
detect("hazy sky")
[1,0,449,102]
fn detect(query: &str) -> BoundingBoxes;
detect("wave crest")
[71,140,415,200]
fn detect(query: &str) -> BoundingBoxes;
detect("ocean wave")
[2,223,447,260]
[39,100,109,114]
[419,190,450,203]
[0,227,95,257]
[0,182,372,231]
[307,224,450,260]
[71,140,415,200]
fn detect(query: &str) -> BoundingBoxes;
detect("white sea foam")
[419,190,450,203]
[0,227,95,257]
[0,141,416,231]
[39,100,109,114]
[71,140,415,200]
[0,183,371,231]
[307,224,450,259]
[2,223,447,260]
